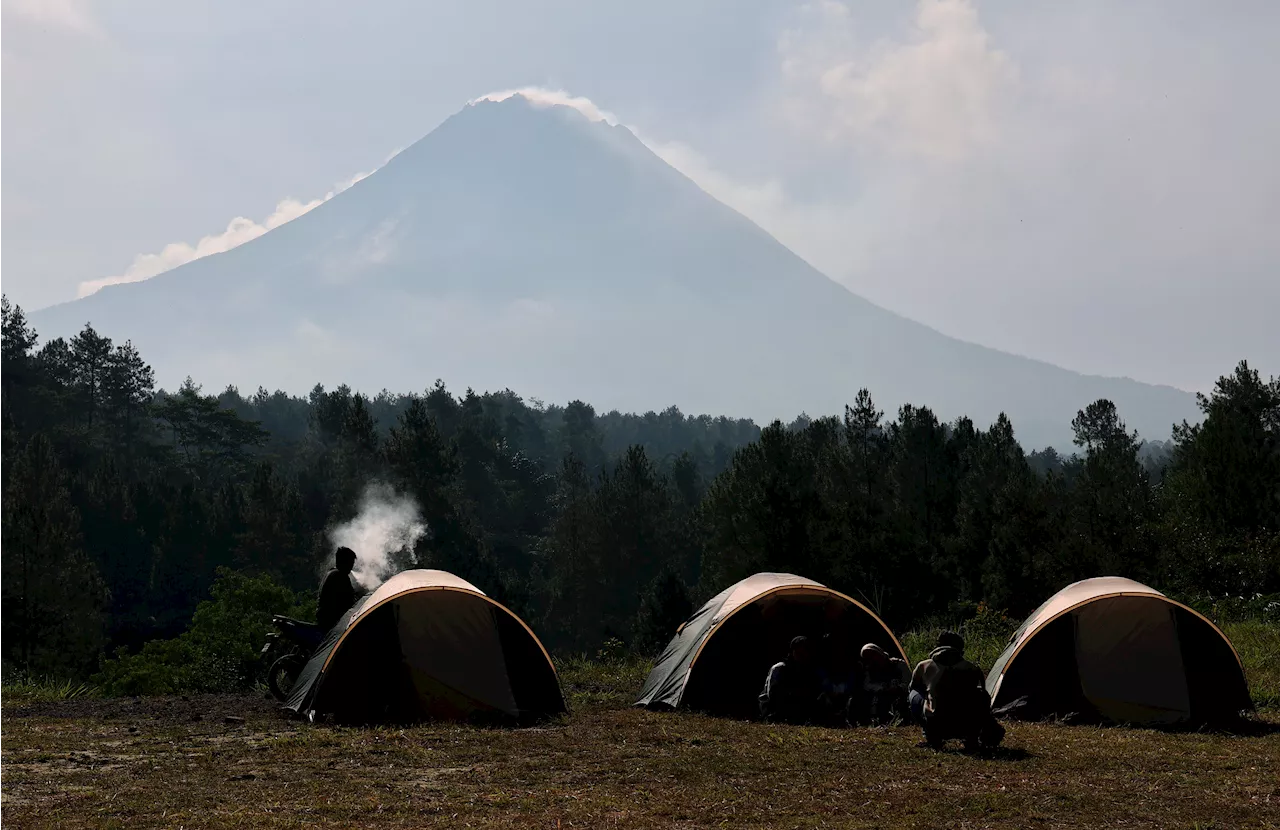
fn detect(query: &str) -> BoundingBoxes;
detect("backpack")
[929,659,986,715]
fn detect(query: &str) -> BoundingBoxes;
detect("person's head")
[936,630,964,653]
[860,643,889,670]
[789,635,815,665]
[335,546,357,573]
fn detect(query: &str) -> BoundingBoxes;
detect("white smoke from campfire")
[327,482,428,591]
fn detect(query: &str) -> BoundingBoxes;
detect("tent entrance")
[1073,597,1191,724]
[681,590,899,718]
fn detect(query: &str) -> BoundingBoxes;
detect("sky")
[3,0,1277,392]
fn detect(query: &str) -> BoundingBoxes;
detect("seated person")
[759,636,823,725]
[909,631,1005,751]
[317,546,359,632]
[855,643,911,726]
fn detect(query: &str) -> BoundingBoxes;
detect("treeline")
[2,295,1278,682]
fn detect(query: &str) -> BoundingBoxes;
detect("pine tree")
[68,324,115,433]
[1,434,107,675]
[560,400,606,474]
[235,462,312,586]
[1066,399,1155,579]
[701,422,823,591]
[1,295,41,433]
[633,567,693,657]
[102,340,156,455]
[540,454,599,650]
[1170,361,1280,534]
[384,398,499,595]
[592,445,678,643]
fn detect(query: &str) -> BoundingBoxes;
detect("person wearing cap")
[317,546,359,632]
[759,635,823,724]
[909,630,1005,750]
[856,643,912,725]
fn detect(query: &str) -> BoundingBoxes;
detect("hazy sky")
[3,0,1277,392]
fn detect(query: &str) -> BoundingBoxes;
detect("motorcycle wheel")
[268,653,306,702]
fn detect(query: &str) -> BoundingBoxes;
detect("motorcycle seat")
[274,615,321,630]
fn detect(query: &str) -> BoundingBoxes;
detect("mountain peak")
[466,88,621,126]
[31,89,1199,449]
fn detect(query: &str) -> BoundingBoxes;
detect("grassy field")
[4,653,1279,830]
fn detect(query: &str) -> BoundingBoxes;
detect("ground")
[3,667,1279,829]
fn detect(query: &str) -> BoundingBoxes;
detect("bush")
[93,568,314,696]
[900,602,1017,671]
[632,569,693,657]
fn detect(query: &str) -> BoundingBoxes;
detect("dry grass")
[4,679,1279,829]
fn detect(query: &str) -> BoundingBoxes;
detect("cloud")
[78,170,373,298]
[766,0,1279,389]
[470,87,621,126]
[2,0,99,36]
[780,0,1018,162]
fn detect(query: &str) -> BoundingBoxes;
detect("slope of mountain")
[32,95,1198,450]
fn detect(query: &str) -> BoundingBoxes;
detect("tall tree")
[1,295,41,434]
[1,434,107,675]
[591,445,679,643]
[701,422,824,592]
[155,379,268,482]
[560,400,607,474]
[384,398,499,595]
[68,324,115,433]
[539,454,600,651]
[1066,399,1155,579]
[1170,361,1280,534]
[102,340,156,455]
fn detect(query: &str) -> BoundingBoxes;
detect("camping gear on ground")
[635,572,906,719]
[262,615,326,701]
[284,569,566,725]
[986,576,1252,727]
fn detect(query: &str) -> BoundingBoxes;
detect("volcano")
[32,94,1197,449]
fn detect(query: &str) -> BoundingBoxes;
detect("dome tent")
[987,577,1251,726]
[285,569,566,725]
[635,572,906,718]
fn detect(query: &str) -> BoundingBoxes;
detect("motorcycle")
[261,615,326,702]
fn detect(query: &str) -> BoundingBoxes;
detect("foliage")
[2,294,1277,688]
[1222,619,1280,710]
[900,602,1018,672]
[92,569,314,696]
[0,674,100,705]
[1,434,107,677]
[632,568,694,657]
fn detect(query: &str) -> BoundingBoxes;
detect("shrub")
[93,568,314,696]
[900,602,1017,671]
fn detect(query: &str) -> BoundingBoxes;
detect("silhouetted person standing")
[317,546,358,632]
